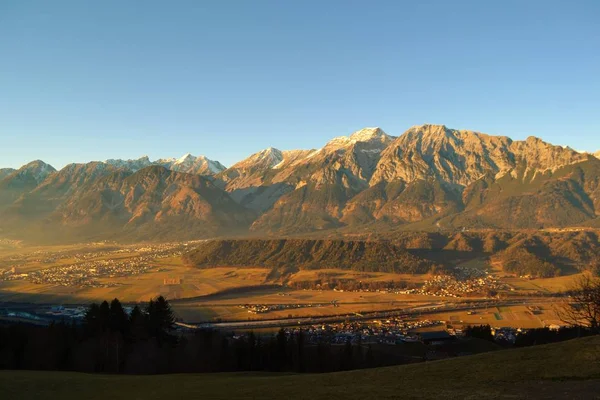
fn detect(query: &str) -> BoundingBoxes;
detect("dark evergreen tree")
[146,296,175,342]
[340,337,353,371]
[128,305,148,341]
[275,328,287,371]
[366,344,374,368]
[464,324,494,342]
[296,329,305,372]
[83,303,101,336]
[109,298,128,334]
[99,300,110,330]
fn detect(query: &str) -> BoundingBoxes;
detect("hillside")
[2,336,600,400]
[0,166,255,242]
[2,124,600,242]
[0,168,15,181]
[0,161,56,211]
[184,239,438,274]
[185,231,600,277]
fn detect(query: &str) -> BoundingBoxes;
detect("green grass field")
[2,336,600,399]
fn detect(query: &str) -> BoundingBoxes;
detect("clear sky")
[1,0,599,169]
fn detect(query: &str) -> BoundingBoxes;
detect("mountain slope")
[2,162,121,223]
[215,147,315,212]
[370,125,588,187]
[0,160,56,210]
[50,166,255,241]
[340,125,595,230]
[443,158,600,229]
[1,124,599,242]
[249,128,395,233]
[0,168,15,181]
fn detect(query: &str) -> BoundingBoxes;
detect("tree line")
[0,296,406,374]
[464,324,594,347]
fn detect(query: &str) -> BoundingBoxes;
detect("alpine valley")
[1,124,600,243]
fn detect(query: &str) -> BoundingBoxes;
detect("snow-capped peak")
[253,147,284,166]
[105,156,153,171]
[104,154,225,175]
[17,160,56,183]
[349,127,387,141]
[174,153,195,165]
[229,147,284,171]
[324,127,393,150]
[167,153,226,174]
[205,158,227,174]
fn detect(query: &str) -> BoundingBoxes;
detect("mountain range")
[1,124,600,243]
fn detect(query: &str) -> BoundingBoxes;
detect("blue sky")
[1,0,599,169]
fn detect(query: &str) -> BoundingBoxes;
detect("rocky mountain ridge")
[105,154,226,175]
[1,124,599,242]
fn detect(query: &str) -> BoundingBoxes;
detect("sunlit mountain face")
[1,125,599,243]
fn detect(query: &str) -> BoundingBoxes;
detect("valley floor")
[0,241,580,328]
[2,336,600,399]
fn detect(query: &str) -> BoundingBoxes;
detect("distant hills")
[184,239,439,274]
[184,231,600,278]
[1,124,600,243]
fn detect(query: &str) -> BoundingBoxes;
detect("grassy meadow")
[1,336,600,399]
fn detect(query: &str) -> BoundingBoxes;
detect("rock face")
[53,166,254,238]
[1,165,254,242]
[1,124,599,242]
[4,162,121,224]
[157,154,226,175]
[215,147,316,213]
[343,125,594,228]
[248,127,395,233]
[105,156,153,172]
[370,125,587,187]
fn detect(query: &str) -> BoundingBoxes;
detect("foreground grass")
[2,337,600,400]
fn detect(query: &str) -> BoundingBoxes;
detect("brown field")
[172,288,453,322]
[0,257,270,303]
[503,273,583,293]
[424,304,564,329]
[287,269,426,284]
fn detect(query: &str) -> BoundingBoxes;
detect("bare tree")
[557,274,600,332]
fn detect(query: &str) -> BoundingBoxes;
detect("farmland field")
[0,259,271,303]
[423,304,563,329]
[172,288,450,322]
